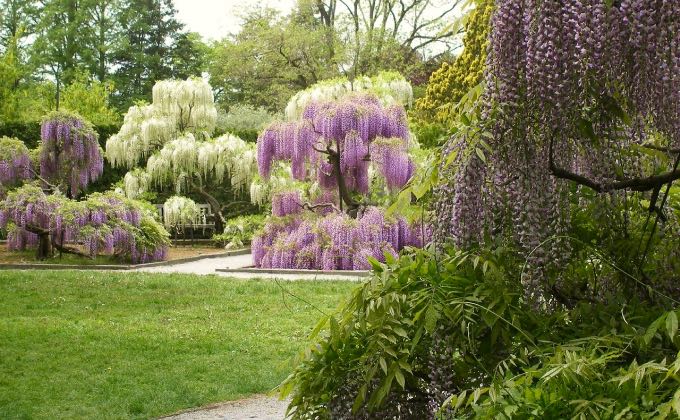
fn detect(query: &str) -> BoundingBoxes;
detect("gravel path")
[136,253,364,281]
[135,253,253,275]
[160,395,289,420]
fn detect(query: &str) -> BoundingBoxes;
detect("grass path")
[0,270,355,419]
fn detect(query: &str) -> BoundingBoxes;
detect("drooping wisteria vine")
[40,111,104,197]
[436,0,680,300]
[0,185,169,263]
[254,83,428,270]
[106,78,257,234]
[253,207,430,270]
[0,137,32,191]
[163,196,199,228]
[257,92,414,209]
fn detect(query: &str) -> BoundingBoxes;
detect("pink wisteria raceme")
[252,207,430,270]
[40,111,104,197]
[0,185,169,263]
[0,137,32,189]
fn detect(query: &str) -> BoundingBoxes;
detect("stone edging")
[216,267,371,277]
[0,248,251,271]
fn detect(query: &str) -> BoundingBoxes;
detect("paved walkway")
[136,253,364,281]
[160,395,288,420]
[136,253,253,275]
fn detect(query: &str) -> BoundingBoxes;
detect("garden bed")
[217,266,371,278]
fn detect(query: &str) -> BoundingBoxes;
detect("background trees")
[0,0,205,122]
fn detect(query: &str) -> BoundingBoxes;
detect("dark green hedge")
[214,127,259,143]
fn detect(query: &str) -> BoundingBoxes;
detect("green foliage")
[281,245,680,418]
[211,214,266,249]
[59,72,120,125]
[208,7,340,112]
[414,0,493,123]
[215,105,279,142]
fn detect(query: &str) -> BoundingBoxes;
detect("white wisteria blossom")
[105,77,259,234]
[123,169,152,199]
[163,196,199,228]
[249,163,297,206]
[284,71,414,120]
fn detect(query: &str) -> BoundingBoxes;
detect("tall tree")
[208,7,340,112]
[31,0,95,108]
[84,0,120,82]
[311,0,464,78]
[112,0,204,110]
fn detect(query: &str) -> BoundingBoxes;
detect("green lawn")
[0,270,355,419]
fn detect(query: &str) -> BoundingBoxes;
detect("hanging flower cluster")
[252,207,430,270]
[0,185,170,263]
[107,78,217,169]
[272,190,303,217]
[258,92,414,194]
[40,111,104,197]
[285,71,414,121]
[435,0,680,299]
[124,133,256,198]
[0,136,32,189]
[162,196,199,228]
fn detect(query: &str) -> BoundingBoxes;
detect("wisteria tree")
[436,0,680,304]
[106,78,257,233]
[0,112,170,261]
[39,111,104,197]
[253,74,431,270]
[0,136,33,196]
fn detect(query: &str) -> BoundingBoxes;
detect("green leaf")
[643,313,667,345]
[474,147,486,163]
[666,311,678,340]
[576,117,597,142]
[353,384,367,413]
[395,368,405,389]
[309,315,329,340]
[398,359,413,374]
[424,304,440,333]
[379,357,388,374]
[393,326,408,338]
[673,388,680,416]
[366,256,383,272]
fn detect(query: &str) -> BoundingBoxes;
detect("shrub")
[281,245,680,418]
[212,214,266,249]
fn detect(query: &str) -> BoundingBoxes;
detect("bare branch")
[549,135,680,193]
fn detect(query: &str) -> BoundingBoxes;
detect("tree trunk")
[24,225,52,260]
[36,232,52,261]
[195,185,225,234]
[329,152,360,217]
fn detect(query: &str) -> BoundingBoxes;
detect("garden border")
[0,248,251,271]
[216,267,371,278]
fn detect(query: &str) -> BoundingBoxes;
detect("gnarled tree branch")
[549,136,680,193]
